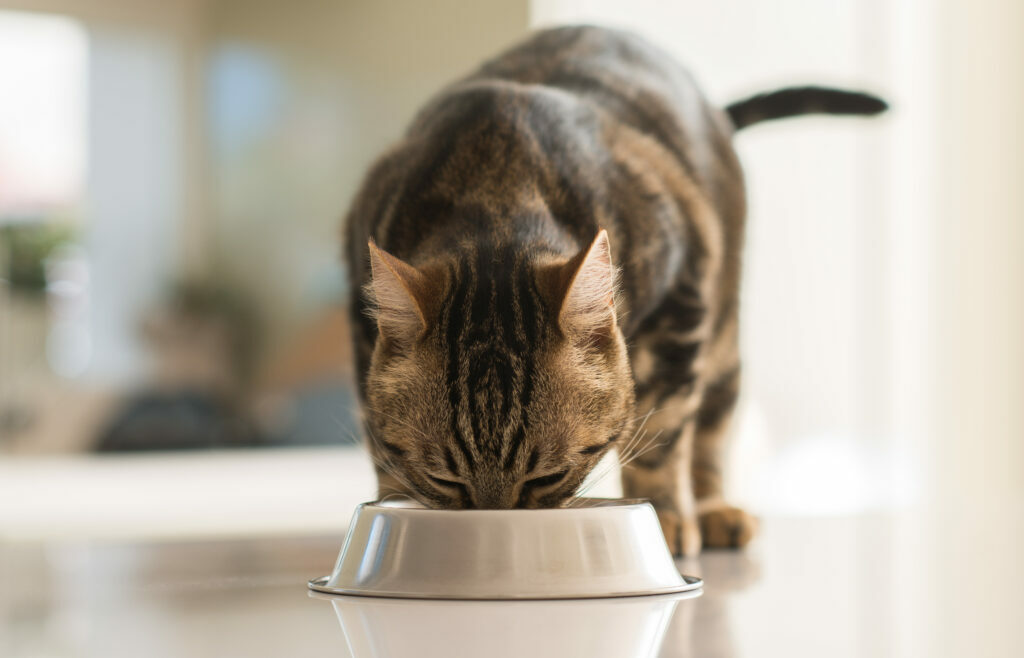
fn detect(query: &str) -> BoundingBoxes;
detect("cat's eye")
[426,474,471,506]
[427,474,465,490]
[517,469,571,508]
[522,469,569,492]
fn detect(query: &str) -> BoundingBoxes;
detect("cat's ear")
[556,229,619,341]
[366,240,432,342]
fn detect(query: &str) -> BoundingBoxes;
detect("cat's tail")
[726,86,888,131]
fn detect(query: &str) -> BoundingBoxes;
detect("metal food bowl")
[308,498,702,600]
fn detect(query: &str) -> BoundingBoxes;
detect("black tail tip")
[852,93,889,115]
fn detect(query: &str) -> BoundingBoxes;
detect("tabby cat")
[344,26,885,555]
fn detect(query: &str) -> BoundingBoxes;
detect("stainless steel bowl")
[308,498,702,600]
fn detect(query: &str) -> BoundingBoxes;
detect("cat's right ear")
[366,240,432,342]
[552,229,619,344]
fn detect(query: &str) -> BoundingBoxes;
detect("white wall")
[890,1,1024,656]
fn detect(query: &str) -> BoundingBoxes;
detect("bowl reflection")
[319,590,702,658]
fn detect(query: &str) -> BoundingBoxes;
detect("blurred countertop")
[0,447,377,542]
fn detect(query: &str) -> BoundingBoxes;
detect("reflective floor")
[2,512,1019,657]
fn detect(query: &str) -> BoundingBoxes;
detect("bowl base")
[306,575,703,600]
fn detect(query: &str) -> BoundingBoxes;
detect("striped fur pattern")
[343,26,884,555]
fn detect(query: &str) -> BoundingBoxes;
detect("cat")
[343,26,885,556]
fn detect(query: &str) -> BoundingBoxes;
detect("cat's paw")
[698,503,758,549]
[656,508,702,557]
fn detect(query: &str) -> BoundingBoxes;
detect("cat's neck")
[391,203,593,268]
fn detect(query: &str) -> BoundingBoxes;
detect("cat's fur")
[344,26,885,555]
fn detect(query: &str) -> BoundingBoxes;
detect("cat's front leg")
[692,365,758,549]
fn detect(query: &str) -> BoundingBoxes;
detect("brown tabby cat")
[344,26,885,556]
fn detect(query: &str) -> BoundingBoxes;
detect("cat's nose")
[469,485,517,510]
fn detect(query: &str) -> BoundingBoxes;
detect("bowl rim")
[362,497,654,514]
[307,584,705,604]
[306,575,704,600]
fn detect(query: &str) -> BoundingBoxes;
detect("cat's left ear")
[555,229,619,341]
[366,240,435,342]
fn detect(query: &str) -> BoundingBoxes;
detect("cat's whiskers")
[359,421,432,508]
[618,407,657,463]
[328,411,426,505]
[618,429,666,470]
[564,409,658,508]
[567,413,668,506]
[378,492,417,505]
[562,469,597,508]
[367,407,431,440]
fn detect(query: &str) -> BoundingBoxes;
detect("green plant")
[0,222,77,294]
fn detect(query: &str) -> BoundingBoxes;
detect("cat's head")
[362,230,635,509]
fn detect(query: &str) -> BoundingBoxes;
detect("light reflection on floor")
[3,510,1020,658]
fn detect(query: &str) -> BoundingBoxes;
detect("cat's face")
[363,231,635,509]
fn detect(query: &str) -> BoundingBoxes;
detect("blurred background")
[0,0,1021,653]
